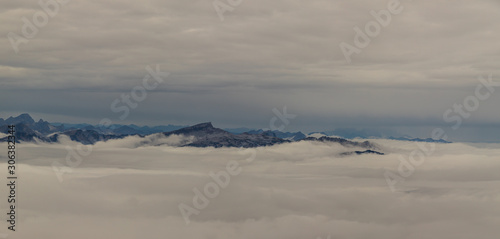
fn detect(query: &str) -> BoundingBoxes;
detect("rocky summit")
[0,114,381,151]
[163,122,288,148]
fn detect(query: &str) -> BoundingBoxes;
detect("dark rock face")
[112,125,142,136]
[33,119,65,135]
[0,114,120,144]
[0,113,64,135]
[356,150,384,155]
[340,150,385,156]
[3,113,36,126]
[165,122,220,136]
[301,136,377,149]
[388,137,451,143]
[0,124,44,143]
[245,129,306,141]
[132,125,186,135]
[164,123,288,148]
[49,130,127,145]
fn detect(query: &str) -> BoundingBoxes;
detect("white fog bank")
[0,139,499,239]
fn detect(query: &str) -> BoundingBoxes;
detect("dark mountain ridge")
[0,114,382,152]
[163,122,288,148]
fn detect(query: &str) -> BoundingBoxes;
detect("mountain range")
[0,113,446,151]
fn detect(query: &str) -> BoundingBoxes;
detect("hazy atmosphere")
[1,0,499,238]
[1,0,500,138]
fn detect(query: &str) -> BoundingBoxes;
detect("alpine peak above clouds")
[0,114,385,153]
[162,122,288,148]
[0,113,64,140]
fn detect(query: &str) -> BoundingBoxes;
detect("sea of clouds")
[0,136,499,239]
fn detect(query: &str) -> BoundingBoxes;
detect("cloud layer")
[1,0,500,132]
[0,139,499,238]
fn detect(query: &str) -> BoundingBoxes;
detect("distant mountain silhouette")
[245,129,306,141]
[163,122,288,148]
[0,114,383,153]
[0,113,64,135]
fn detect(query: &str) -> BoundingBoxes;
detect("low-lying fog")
[1,135,499,239]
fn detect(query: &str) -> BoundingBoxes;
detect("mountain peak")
[4,113,35,125]
[190,122,214,129]
[17,113,34,121]
[161,122,288,148]
[163,122,218,136]
[18,113,32,117]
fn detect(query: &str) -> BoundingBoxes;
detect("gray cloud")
[1,0,500,136]
[1,139,500,238]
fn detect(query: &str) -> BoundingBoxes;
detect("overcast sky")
[1,0,500,138]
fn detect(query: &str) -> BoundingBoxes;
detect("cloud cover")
[0,139,499,238]
[0,0,500,133]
